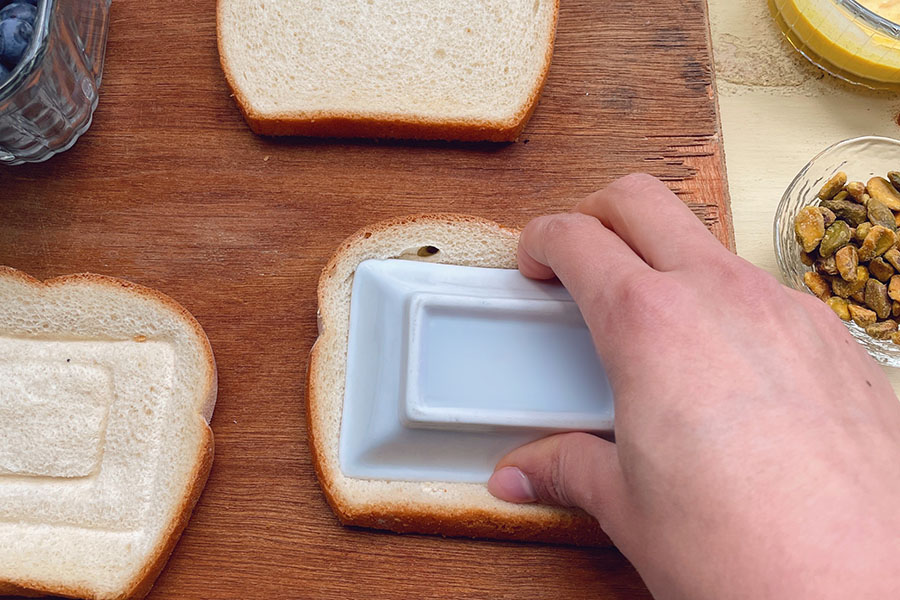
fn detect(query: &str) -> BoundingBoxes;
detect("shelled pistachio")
[849,304,877,328]
[868,177,900,211]
[826,297,851,321]
[867,199,897,231]
[865,279,892,320]
[835,245,859,282]
[847,181,867,202]
[804,271,831,300]
[819,221,851,258]
[794,169,900,345]
[832,266,868,298]
[858,226,895,262]
[817,172,847,200]
[820,198,867,227]
[866,320,898,340]
[869,257,895,283]
[889,171,900,191]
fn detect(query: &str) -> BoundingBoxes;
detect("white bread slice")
[309,215,607,545]
[0,268,216,600]
[217,0,558,141]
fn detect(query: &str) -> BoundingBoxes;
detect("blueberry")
[0,3,36,25]
[0,17,31,68]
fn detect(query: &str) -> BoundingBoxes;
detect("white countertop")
[708,0,900,389]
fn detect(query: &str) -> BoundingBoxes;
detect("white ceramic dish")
[339,259,613,483]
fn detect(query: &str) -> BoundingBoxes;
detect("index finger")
[518,212,654,319]
[576,173,728,272]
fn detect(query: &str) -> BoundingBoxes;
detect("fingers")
[488,433,627,530]
[576,173,728,272]
[517,212,653,311]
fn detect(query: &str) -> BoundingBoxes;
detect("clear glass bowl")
[774,136,900,366]
[0,0,111,165]
[769,0,900,90]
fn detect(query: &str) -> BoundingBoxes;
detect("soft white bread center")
[220,0,556,120]
[0,361,111,478]
[0,337,175,531]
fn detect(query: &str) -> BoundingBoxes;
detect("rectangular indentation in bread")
[0,360,112,478]
[0,337,174,530]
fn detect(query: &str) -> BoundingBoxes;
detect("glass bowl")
[0,0,111,165]
[774,136,900,366]
[769,0,900,90]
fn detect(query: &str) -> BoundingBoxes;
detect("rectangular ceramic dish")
[339,259,613,483]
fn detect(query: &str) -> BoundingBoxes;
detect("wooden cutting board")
[0,0,731,598]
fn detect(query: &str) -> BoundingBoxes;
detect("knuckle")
[707,254,750,281]
[545,446,570,506]
[541,435,588,507]
[613,172,665,195]
[539,212,598,243]
[618,172,661,188]
[705,251,743,276]
[612,273,682,323]
[743,272,786,305]
[712,258,782,302]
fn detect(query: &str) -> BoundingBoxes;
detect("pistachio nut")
[866,320,898,340]
[835,245,859,282]
[819,221,851,258]
[867,198,897,231]
[867,177,900,211]
[865,278,892,320]
[794,206,825,253]
[817,172,847,200]
[804,271,832,300]
[849,303,878,328]
[858,226,896,262]
[821,199,867,227]
[826,296,851,321]
[846,181,867,202]
[869,256,895,283]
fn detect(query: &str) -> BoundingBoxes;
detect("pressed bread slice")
[308,215,608,545]
[217,0,559,141]
[0,268,216,600]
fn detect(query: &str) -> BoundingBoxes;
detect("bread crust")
[216,1,559,142]
[0,268,217,600]
[307,214,610,546]
[123,424,214,600]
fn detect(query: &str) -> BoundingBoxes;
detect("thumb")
[488,432,625,524]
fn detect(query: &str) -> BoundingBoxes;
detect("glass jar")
[769,0,900,90]
[0,0,111,165]
[774,136,900,366]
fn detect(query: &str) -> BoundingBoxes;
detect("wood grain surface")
[0,0,731,598]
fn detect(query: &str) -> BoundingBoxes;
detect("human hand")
[487,174,900,599]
